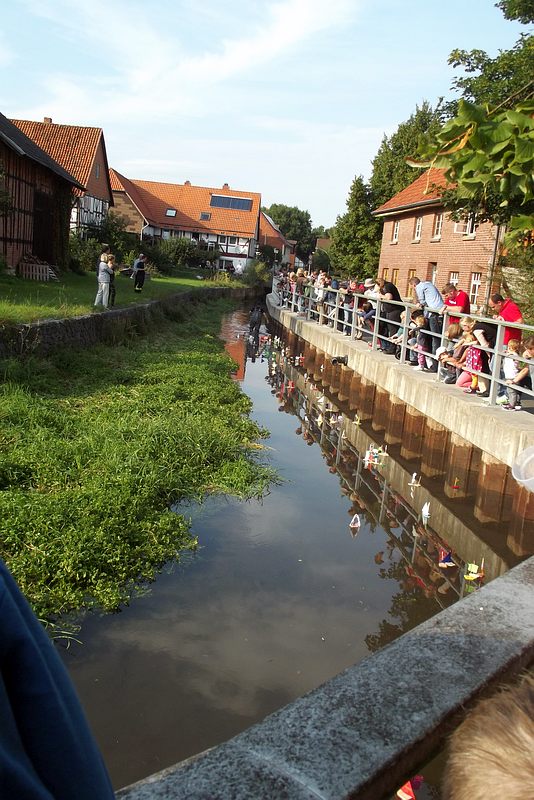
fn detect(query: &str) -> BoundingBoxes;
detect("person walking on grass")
[94,254,114,309]
[107,255,117,308]
[132,253,147,293]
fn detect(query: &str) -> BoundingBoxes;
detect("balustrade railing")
[271,273,534,409]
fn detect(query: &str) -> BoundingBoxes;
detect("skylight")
[165,208,177,217]
[210,195,253,211]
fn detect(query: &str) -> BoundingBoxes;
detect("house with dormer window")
[110,170,261,273]
[373,168,502,309]
[10,117,113,237]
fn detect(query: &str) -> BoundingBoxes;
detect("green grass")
[0,268,240,324]
[0,298,274,618]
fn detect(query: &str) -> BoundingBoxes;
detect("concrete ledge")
[117,557,534,799]
[267,295,534,468]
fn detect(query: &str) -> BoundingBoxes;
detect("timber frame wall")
[0,142,72,270]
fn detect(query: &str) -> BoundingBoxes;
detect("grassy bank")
[0,298,273,618]
[0,268,239,324]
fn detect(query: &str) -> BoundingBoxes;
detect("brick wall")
[377,207,500,308]
[112,190,144,234]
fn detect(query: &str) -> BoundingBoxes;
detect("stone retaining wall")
[117,557,534,799]
[0,287,259,359]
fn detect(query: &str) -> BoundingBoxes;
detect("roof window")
[210,195,252,211]
[165,208,177,217]
[200,212,211,221]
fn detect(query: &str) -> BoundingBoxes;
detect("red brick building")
[373,169,502,309]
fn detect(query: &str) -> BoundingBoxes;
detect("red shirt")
[498,298,522,344]
[444,289,470,323]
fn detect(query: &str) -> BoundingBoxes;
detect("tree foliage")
[262,203,314,261]
[370,101,443,209]
[496,0,534,24]
[410,98,534,245]
[329,176,381,277]
[445,2,533,113]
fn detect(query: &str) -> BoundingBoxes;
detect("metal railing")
[271,274,534,409]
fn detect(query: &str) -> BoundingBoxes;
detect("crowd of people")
[275,268,531,409]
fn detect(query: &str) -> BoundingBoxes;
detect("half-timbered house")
[10,117,113,237]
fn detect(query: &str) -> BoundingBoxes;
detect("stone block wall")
[0,287,259,359]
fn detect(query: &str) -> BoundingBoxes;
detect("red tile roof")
[259,211,292,248]
[10,118,108,195]
[110,170,261,237]
[0,112,83,189]
[373,168,450,215]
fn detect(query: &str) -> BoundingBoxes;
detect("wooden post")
[473,452,508,524]
[384,396,406,446]
[506,482,534,556]
[420,418,450,479]
[444,433,478,499]
[400,407,425,461]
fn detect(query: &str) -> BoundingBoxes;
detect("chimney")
[222,182,229,189]
[184,180,191,185]
[43,117,52,124]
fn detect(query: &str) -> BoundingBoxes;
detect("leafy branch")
[408,95,534,246]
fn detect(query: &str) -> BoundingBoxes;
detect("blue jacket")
[0,559,115,799]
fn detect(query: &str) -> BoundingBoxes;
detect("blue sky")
[0,1,526,227]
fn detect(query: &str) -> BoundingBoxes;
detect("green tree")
[409,98,534,246]
[445,2,533,113]
[262,203,314,261]
[329,176,381,277]
[311,247,331,271]
[370,101,442,209]
[496,0,534,24]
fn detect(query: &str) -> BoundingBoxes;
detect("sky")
[0,1,526,227]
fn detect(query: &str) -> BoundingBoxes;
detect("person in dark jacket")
[0,559,115,800]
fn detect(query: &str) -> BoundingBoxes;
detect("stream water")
[59,309,523,796]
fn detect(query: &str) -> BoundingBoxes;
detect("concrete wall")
[267,296,534,469]
[117,557,534,799]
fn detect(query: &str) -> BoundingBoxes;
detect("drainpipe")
[140,221,150,242]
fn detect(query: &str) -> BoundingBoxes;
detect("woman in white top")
[94,257,114,309]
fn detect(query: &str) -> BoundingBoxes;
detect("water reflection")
[60,310,524,794]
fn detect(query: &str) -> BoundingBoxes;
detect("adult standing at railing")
[440,283,471,323]
[408,277,444,366]
[378,277,402,354]
[488,293,523,344]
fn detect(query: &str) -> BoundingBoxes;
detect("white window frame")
[469,272,482,304]
[413,216,423,242]
[454,214,477,237]
[449,271,459,286]
[432,213,443,239]
[391,220,399,243]
[165,208,177,217]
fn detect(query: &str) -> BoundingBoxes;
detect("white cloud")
[15,0,356,125]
